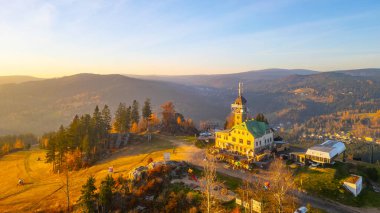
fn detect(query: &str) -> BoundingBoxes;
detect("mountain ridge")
[0,68,380,135]
[0,75,43,85]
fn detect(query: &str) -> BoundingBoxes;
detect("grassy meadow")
[294,162,380,207]
[0,135,200,212]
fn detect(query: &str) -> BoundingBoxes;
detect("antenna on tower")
[238,82,243,97]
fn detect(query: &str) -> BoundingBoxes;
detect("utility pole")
[66,164,69,213]
[147,116,152,142]
[370,142,374,164]
[65,147,70,213]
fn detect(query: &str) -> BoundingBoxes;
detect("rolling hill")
[0,68,380,135]
[127,68,318,89]
[0,74,229,135]
[0,75,42,85]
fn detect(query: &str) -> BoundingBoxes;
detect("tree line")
[113,99,154,133]
[42,105,112,172]
[42,99,198,172]
[0,134,36,157]
[113,100,198,135]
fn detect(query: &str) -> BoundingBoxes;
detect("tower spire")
[238,82,243,97]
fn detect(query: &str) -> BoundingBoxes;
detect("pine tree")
[99,175,115,212]
[125,106,132,132]
[114,103,127,133]
[82,134,91,159]
[255,113,269,124]
[46,137,57,171]
[56,125,68,171]
[101,105,112,134]
[67,115,81,149]
[142,98,152,121]
[92,105,102,140]
[131,100,140,124]
[78,176,97,213]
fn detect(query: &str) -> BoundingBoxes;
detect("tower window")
[239,139,243,143]
[247,140,251,145]
[232,137,236,142]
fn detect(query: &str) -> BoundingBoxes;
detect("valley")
[1,68,380,136]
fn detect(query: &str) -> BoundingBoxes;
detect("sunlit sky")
[0,0,380,77]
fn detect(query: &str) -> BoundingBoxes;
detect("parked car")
[294,206,308,213]
[309,162,320,168]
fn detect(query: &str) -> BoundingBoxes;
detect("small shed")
[343,175,362,197]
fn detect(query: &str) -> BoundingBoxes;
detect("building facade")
[215,83,274,157]
[305,140,346,164]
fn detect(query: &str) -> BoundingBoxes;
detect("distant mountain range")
[0,68,379,135]
[127,68,318,89]
[0,75,42,85]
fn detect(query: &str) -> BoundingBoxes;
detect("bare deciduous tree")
[200,150,219,213]
[268,158,296,213]
[237,174,268,213]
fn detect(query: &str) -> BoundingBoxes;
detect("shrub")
[365,168,379,182]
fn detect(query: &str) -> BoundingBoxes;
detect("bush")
[286,159,294,165]
[365,168,379,182]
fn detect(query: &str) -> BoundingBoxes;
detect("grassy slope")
[294,162,380,207]
[0,136,198,212]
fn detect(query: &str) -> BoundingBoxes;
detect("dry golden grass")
[0,136,200,212]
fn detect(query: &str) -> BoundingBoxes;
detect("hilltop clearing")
[0,136,201,212]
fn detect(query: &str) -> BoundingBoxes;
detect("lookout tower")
[231,82,247,125]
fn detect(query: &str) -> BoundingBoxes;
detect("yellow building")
[215,83,274,157]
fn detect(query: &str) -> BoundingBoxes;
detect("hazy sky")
[0,0,380,77]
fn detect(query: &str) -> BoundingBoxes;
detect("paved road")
[174,141,377,213]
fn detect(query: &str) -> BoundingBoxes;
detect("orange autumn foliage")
[1,144,10,154]
[65,148,83,170]
[14,139,24,149]
[150,113,160,126]
[130,122,139,133]
[177,117,182,125]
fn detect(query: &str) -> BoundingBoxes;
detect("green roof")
[232,119,269,138]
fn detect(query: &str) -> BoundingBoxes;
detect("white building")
[343,175,363,197]
[305,140,346,164]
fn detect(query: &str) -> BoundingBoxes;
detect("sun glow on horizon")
[0,0,380,77]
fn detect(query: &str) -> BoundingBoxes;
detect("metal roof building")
[305,140,346,164]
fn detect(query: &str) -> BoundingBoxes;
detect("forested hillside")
[0,69,379,135]
[0,74,227,135]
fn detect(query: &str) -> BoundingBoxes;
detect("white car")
[294,206,308,213]
[309,162,320,168]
